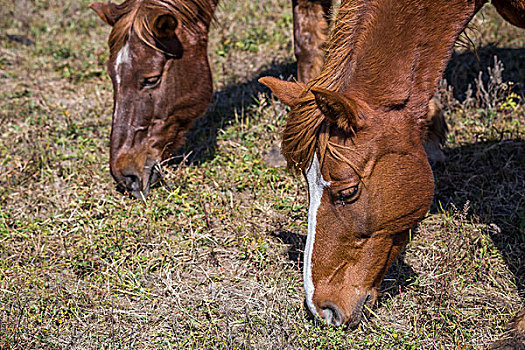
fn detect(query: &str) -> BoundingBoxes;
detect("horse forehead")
[306,154,331,190]
[113,42,131,86]
[114,42,131,74]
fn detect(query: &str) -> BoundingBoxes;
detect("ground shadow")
[380,253,419,300]
[273,229,306,270]
[432,139,525,297]
[172,60,296,166]
[444,46,525,100]
[441,41,525,303]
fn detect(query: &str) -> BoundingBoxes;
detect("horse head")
[260,77,434,327]
[91,0,216,198]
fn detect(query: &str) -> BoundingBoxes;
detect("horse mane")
[108,0,215,58]
[282,0,477,173]
[281,1,365,173]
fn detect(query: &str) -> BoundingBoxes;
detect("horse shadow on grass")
[432,140,525,298]
[444,46,525,100]
[171,60,296,166]
[439,45,525,302]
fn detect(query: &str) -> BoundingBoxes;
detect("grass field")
[1,0,524,348]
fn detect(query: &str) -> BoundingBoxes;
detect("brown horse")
[260,0,525,328]
[90,0,337,198]
[90,0,217,198]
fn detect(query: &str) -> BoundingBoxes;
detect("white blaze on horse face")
[114,42,131,86]
[304,153,330,318]
[113,42,131,117]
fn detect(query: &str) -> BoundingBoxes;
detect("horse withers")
[261,0,525,328]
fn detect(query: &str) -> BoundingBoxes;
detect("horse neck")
[317,0,484,115]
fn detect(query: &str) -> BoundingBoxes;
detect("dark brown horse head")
[90,0,216,198]
[261,76,434,327]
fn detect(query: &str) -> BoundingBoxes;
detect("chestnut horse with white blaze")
[90,0,335,198]
[260,0,525,328]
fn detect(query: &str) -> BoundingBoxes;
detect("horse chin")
[346,291,375,329]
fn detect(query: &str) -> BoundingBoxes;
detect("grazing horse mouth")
[308,292,374,328]
[348,293,374,328]
[116,159,161,200]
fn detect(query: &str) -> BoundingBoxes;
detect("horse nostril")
[113,161,155,199]
[128,176,141,192]
[121,170,142,193]
[321,302,345,327]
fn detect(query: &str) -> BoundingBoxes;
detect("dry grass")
[0,1,524,349]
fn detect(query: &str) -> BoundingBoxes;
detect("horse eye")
[337,185,360,206]
[141,75,161,88]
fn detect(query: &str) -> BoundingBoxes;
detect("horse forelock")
[108,0,215,59]
[279,86,323,174]
[282,94,363,177]
[281,1,367,174]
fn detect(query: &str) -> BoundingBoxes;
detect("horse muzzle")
[314,288,377,328]
[112,157,160,199]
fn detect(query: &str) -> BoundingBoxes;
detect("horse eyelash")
[337,185,359,206]
[141,75,161,88]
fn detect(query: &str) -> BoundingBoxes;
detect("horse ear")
[258,76,304,107]
[153,14,182,58]
[89,2,121,26]
[153,14,178,38]
[311,87,361,132]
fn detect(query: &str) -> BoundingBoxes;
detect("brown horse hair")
[281,91,367,175]
[281,0,470,174]
[107,0,215,58]
[281,0,380,174]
